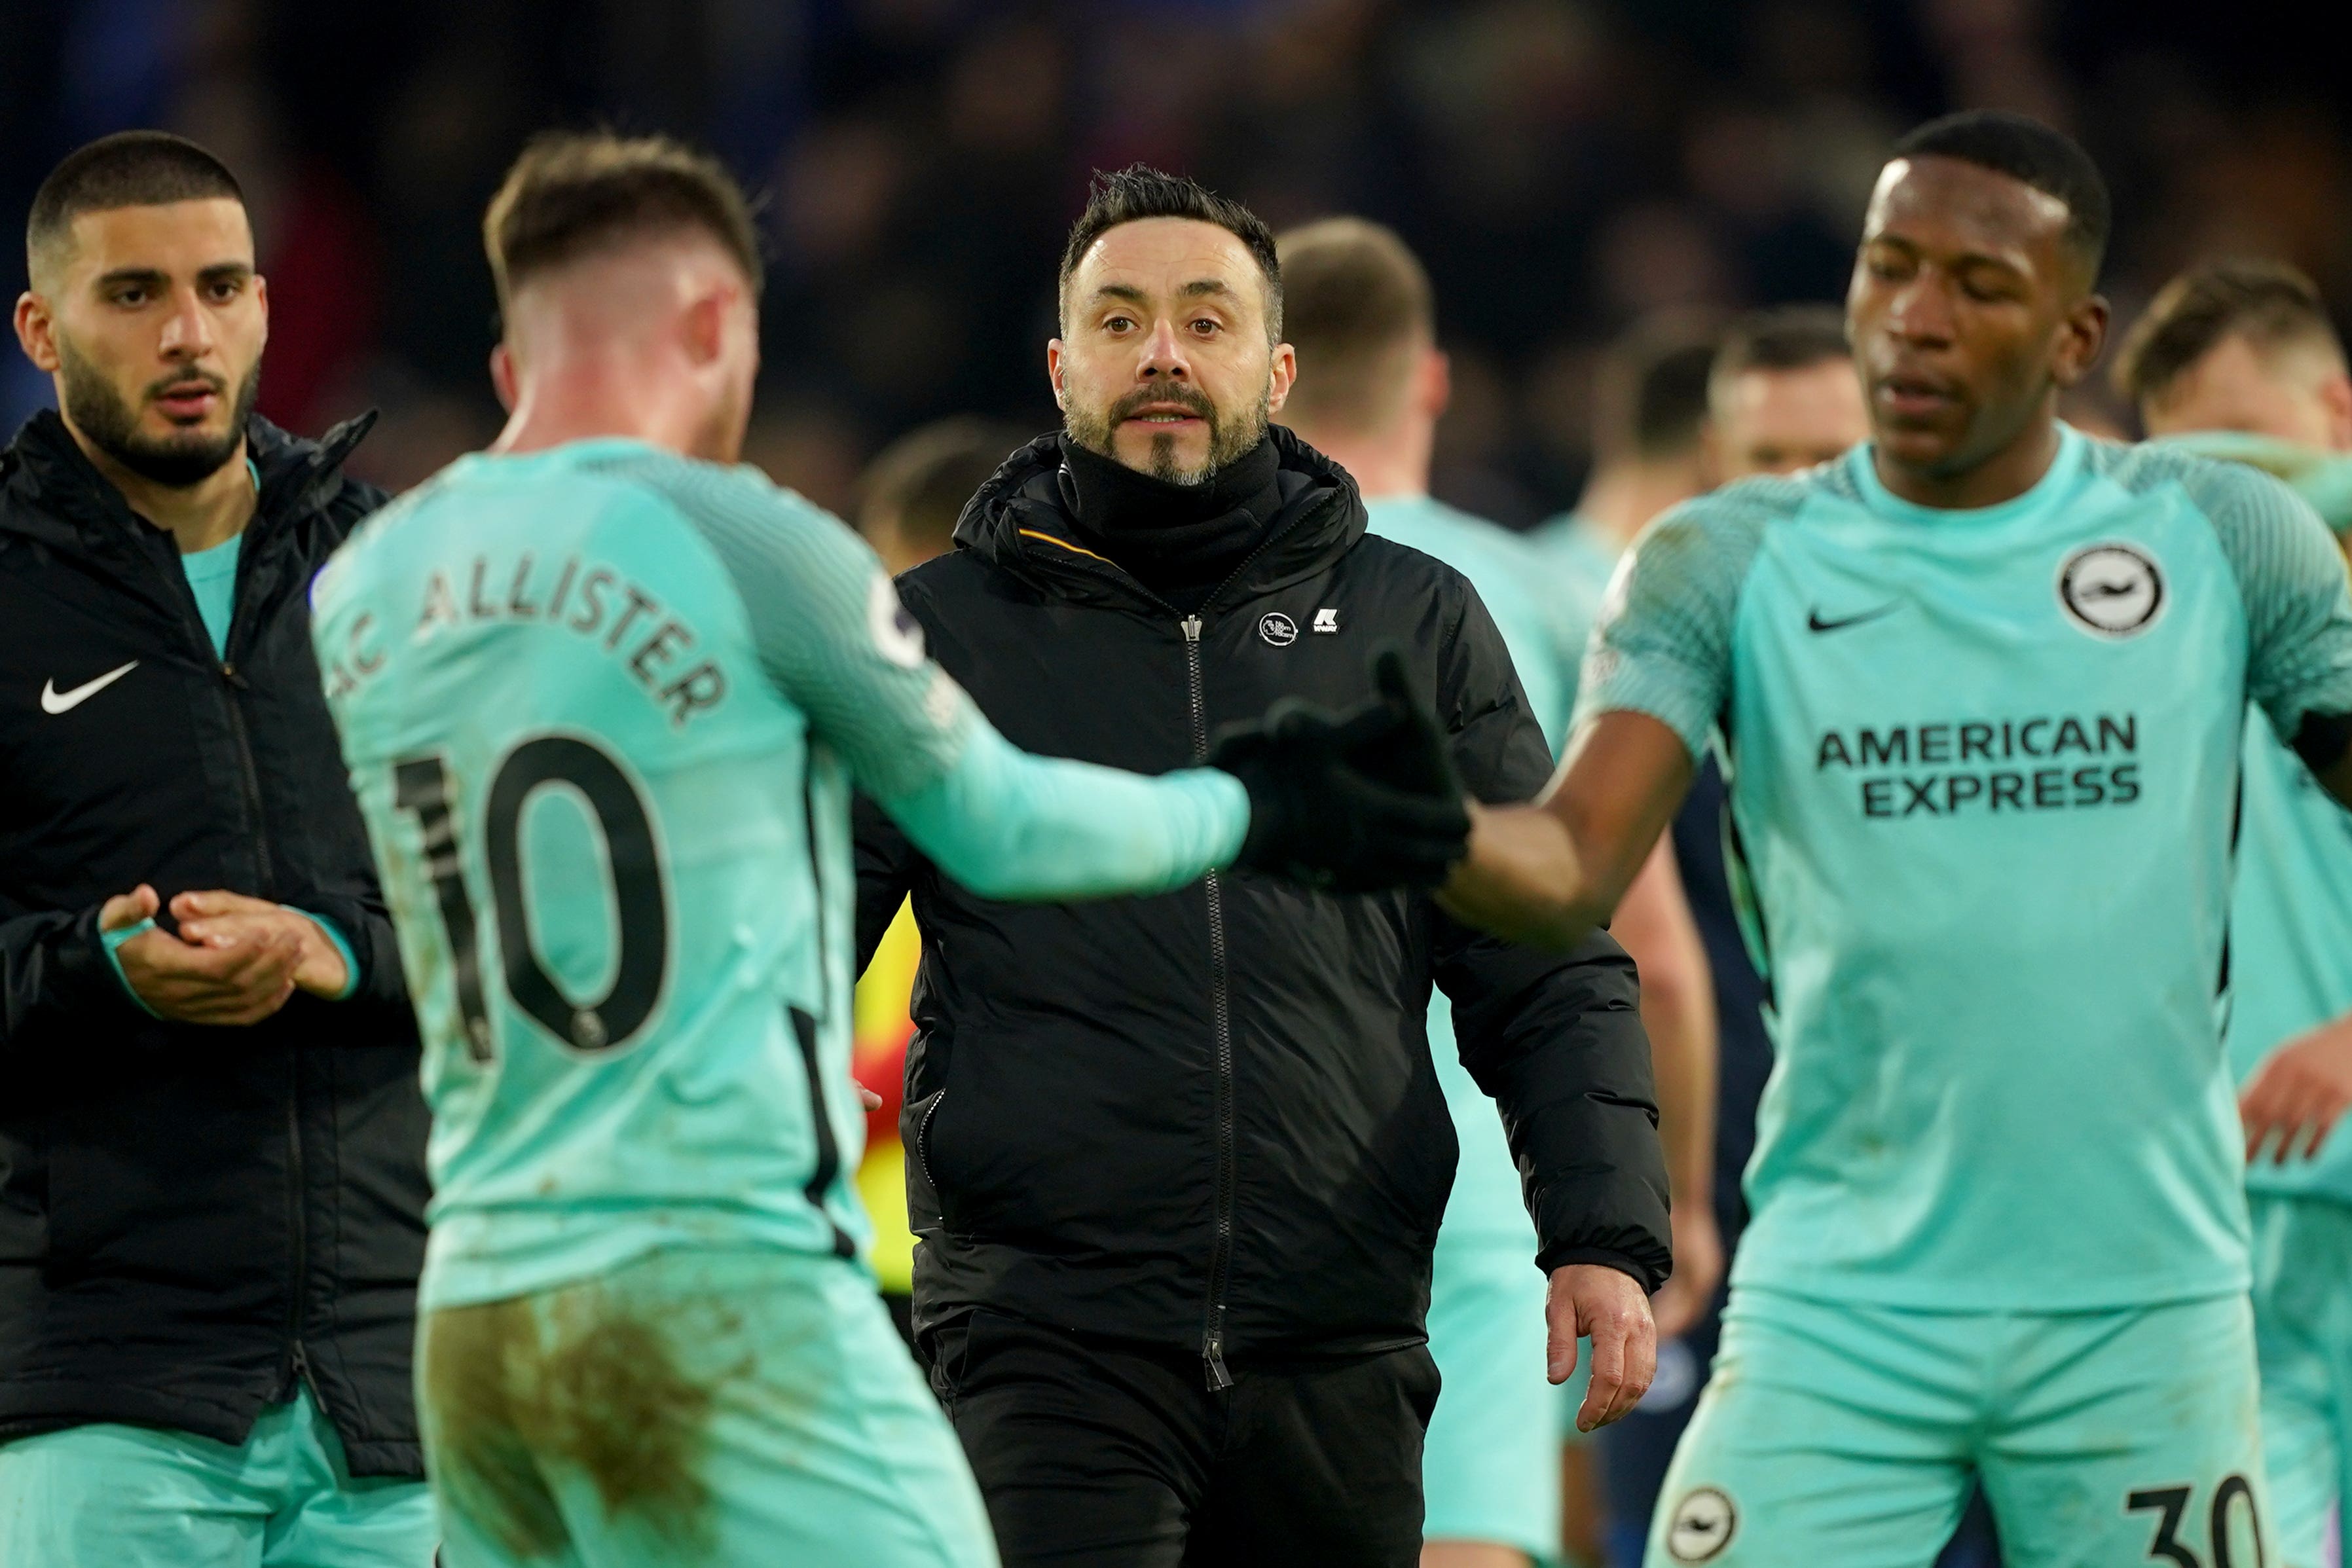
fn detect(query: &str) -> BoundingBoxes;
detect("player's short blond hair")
[484,131,762,309]
[1275,218,1433,438]
[2114,259,2345,410]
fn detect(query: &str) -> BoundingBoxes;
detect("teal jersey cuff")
[284,906,363,1000]
[101,917,165,1019]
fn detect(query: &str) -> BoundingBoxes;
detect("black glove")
[1209,644,1471,892]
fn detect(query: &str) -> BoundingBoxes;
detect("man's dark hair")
[1274,217,1432,434]
[1058,165,1283,342]
[1888,110,2112,278]
[2112,259,2345,409]
[1710,305,1849,414]
[26,131,244,285]
[857,416,1020,567]
[1595,314,1722,463]
[484,130,763,308]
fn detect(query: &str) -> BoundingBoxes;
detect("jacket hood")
[0,407,377,553]
[951,424,1367,612]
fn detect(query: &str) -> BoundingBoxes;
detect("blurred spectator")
[3,1,2343,507]
[1704,303,1866,475]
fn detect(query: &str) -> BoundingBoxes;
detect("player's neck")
[1297,415,1431,501]
[64,414,255,553]
[1577,458,1703,548]
[1873,415,2062,511]
[493,346,710,460]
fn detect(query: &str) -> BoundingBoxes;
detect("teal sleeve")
[101,919,164,1019]
[881,718,1247,902]
[610,454,975,801]
[285,907,361,1001]
[2186,460,2352,741]
[614,450,1249,896]
[1570,488,1773,759]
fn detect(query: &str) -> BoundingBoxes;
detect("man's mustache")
[1111,385,1216,423]
[146,369,228,402]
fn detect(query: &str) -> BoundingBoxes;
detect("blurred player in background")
[312,132,1467,1568]
[1530,314,1740,1566]
[849,416,1023,1344]
[1277,217,1718,1568]
[1531,319,1719,590]
[2118,259,2352,1568]
[1706,307,1869,481]
[1443,110,2352,1565]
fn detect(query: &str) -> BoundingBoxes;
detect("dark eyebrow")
[92,261,254,292]
[1089,283,1147,306]
[1180,279,1241,303]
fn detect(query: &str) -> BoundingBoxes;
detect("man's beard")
[1066,380,1270,484]
[57,340,259,488]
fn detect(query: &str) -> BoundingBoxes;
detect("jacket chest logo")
[2057,543,2165,638]
[1259,611,1298,646]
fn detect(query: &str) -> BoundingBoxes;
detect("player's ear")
[14,291,60,374]
[2319,371,2352,453]
[1266,340,1297,416]
[489,344,517,413]
[682,292,727,369]
[1420,346,1451,422]
[2051,293,2110,392]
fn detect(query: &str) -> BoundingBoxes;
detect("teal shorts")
[0,1385,434,1567]
[1423,1241,1562,1560]
[420,1244,997,1568]
[1647,1286,2270,1567]
[2250,1191,2352,1568]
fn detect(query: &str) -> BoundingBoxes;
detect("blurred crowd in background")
[4,0,2345,524]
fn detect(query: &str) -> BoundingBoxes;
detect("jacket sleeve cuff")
[284,906,362,1001]
[100,917,166,1019]
[1535,1245,1664,1294]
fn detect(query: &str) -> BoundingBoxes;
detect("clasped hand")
[100,885,350,1027]
[1209,646,1471,891]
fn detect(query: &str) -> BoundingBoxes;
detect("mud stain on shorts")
[424,1285,728,1561]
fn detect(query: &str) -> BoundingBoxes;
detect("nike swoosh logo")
[41,660,139,714]
[1806,604,1899,634]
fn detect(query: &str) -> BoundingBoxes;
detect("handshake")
[1209,646,1471,893]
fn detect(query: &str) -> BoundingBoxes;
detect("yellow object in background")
[853,900,923,1295]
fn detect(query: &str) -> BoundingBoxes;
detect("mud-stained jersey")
[312,439,1247,1311]
[1576,426,2352,1309]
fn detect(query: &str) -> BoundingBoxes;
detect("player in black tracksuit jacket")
[855,426,1674,1564]
[0,409,427,1478]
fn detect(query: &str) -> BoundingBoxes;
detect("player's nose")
[156,286,216,359]
[1138,318,1190,377]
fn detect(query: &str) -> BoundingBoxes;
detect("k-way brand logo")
[2057,542,2164,638]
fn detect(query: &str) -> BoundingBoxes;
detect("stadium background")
[2,0,2344,515]
[1,1,2345,1561]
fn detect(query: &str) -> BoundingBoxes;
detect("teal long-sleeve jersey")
[1579,428,2352,1309]
[310,439,1247,1311]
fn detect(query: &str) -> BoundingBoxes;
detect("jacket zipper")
[218,663,276,888]
[1183,614,1238,1393]
[1012,501,1327,1394]
[284,1055,310,1398]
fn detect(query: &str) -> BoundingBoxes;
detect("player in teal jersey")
[1278,217,1719,1568]
[2117,259,2352,1568]
[1437,112,2352,1567]
[310,135,1466,1568]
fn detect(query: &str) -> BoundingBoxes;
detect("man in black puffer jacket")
[0,132,429,1565]
[855,166,1672,1568]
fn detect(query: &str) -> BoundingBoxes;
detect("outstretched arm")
[1439,710,1696,949]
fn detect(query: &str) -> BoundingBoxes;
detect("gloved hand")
[1209,645,1470,892]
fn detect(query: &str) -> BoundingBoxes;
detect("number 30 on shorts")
[2127,1476,2264,1568]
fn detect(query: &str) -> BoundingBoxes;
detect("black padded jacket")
[0,410,426,1476]
[855,429,1672,1385]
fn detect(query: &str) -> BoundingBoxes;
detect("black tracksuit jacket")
[855,430,1673,1383]
[0,410,427,1476]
